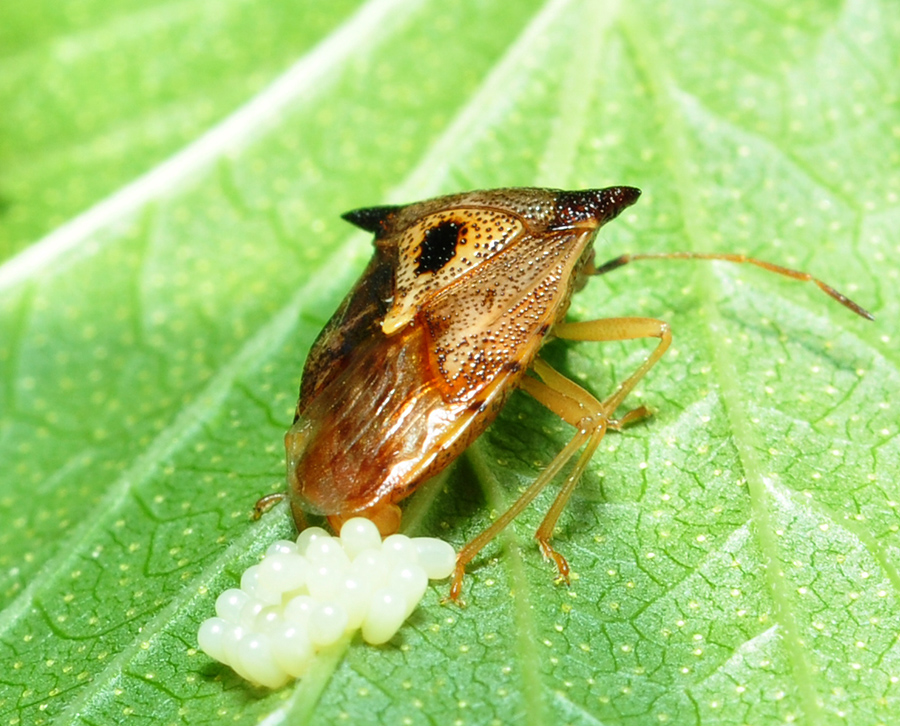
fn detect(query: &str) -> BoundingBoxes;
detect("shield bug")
[268,186,872,601]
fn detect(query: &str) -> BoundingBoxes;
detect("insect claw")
[252,492,286,520]
[553,555,571,583]
[442,592,467,608]
[609,405,653,431]
[446,564,468,606]
[538,539,571,582]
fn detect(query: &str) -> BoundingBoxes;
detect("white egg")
[197,617,229,663]
[339,517,382,559]
[258,552,309,595]
[222,624,255,681]
[308,601,349,647]
[381,534,417,568]
[238,598,266,631]
[215,588,250,623]
[347,549,389,595]
[266,539,299,557]
[411,537,457,579]
[238,634,290,689]
[305,537,351,570]
[239,565,260,597]
[283,594,316,628]
[389,563,428,617]
[270,622,314,677]
[254,605,284,634]
[306,561,346,601]
[333,574,370,630]
[295,526,330,555]
[361,588,407,645]
[240,564,281,605]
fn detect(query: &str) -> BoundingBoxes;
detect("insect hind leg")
[253,492,287,520]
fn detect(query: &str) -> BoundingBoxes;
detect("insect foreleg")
[521,367,611,581]
[529,358,651,431]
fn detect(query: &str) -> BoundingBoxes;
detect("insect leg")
[553,317,672,415]
[608,405,652,430]
[521,365,609,582]
[590,252,873,320]
[253,492,287,520]
[450,318,671,600]
[528,355,650,431]
[449,419,594,602]
[525,318,671,577]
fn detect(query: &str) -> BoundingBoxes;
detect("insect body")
[280,187,871,600]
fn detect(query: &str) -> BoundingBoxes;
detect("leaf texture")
[0,0,898,724]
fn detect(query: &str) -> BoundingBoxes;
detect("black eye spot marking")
[416,221,462,276]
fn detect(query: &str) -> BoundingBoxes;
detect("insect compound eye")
[415,220,464,276]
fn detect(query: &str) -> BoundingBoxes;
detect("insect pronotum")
[259,186,872,601]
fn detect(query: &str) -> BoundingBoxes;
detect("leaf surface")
[1,0,898,724]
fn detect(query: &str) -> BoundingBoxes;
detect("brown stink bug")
[263,187,872,601]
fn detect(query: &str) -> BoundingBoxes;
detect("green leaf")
[1,0,898,724]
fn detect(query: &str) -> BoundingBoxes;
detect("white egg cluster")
[197,517,456,688]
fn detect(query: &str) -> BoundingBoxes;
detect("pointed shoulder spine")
[341,205,401,235]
